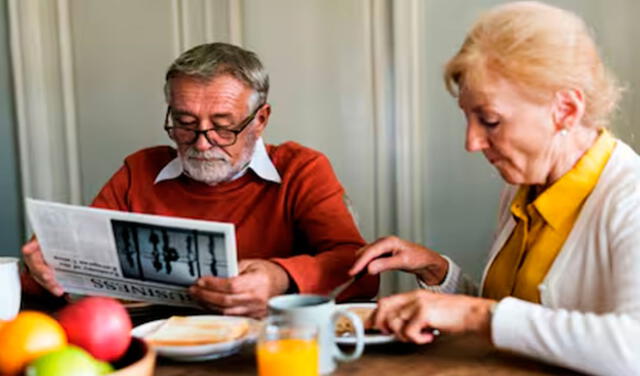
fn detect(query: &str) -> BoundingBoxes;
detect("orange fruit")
[0,311,67,374]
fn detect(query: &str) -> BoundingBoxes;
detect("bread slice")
[335,307,374,336]
[145,316,249,346]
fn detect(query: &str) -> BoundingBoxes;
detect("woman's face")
[458,72,561,185]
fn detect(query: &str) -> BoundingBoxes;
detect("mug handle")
[331,309,364,362]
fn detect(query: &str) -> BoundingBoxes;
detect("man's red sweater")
[91,141,378,300]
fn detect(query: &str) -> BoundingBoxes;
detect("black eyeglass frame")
[163,103,265,147]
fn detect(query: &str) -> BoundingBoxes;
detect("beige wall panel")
[596,0,640,149]
[70,0,177,202]
[242,0,377,240]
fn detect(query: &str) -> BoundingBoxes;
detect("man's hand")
[349,236,449,286]
[21,238,64,296]
[189,259,291,318]
[369,290,495,344]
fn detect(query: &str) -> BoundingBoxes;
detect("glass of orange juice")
[257,318,319,376]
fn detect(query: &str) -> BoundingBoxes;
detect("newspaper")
[26,198,238,307]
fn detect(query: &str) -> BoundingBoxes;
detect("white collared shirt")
[154,137,282,184]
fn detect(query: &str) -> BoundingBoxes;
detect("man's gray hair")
[164,42,269,110]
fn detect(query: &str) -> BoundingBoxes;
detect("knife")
[327,269,367,301]
[328,253,393,301]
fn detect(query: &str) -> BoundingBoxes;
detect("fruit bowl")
[107,337,156,376]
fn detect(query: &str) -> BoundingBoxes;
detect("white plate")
[131,315,259,361]
[334,303,396,345]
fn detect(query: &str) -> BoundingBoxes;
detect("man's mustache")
[185,148,230,163]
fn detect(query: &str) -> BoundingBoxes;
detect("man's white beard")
[179,139,256,185]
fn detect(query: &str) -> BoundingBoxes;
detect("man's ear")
[551,88,585,132]
[254,103,271,133]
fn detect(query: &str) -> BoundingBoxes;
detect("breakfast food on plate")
[145,316,249,346]
[335,307,375,336]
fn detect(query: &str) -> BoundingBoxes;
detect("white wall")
[70,0,176,202]
[242,0,378,241]
[595,0,640,149]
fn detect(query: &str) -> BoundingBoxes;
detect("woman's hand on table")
[370,290,495,344]
[349,236,449,286]
[21,238,65,296]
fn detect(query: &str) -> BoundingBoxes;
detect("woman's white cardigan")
[431,140,640,375]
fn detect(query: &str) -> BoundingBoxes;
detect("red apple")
[57,297,132,362]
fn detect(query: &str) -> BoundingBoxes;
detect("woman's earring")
[559,128,569,136]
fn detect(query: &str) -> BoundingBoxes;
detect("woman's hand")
[370,289,495,344]
[349,236,449,286]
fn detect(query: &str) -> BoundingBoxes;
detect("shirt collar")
[510,130,616,230]
[154,137,282,185]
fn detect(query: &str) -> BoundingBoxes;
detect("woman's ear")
[551,88,585,132]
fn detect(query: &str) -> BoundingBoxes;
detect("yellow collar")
[511,130,616,230]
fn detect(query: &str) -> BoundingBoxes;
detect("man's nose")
[465,122,489,152]
[193,131,213,151]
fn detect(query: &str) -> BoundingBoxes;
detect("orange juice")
[257,338,319,376]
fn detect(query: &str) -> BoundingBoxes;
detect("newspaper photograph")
[26,198,238,307]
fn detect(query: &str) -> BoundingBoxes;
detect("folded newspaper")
[26,198,238,307]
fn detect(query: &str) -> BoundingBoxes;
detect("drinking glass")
[267,294,364,374]
[256,318,319,376]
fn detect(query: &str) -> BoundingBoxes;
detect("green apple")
[94,360,115,375]
[25,345,109,376]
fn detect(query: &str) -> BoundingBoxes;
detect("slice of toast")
[145,316,249,346]
[335,307,374,336]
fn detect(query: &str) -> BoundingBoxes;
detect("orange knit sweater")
[91,141,378,300]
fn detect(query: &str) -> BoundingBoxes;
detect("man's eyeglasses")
[164,103,264,147]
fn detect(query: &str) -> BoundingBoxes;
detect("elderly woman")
[350,2,640,375]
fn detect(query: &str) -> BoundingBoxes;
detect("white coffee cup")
[268,294,365,375]
[0,257,21,320]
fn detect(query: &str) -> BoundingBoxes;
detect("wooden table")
[155,334,580,375]
[22,296,580,375]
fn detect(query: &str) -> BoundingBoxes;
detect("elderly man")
[22,42,377,317]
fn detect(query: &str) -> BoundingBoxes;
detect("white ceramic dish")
[132,315,259,361]
[334,303,396,345]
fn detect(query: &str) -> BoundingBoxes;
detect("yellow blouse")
[483,130,616,303]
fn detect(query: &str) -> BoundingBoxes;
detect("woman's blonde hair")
[444,1,621,128]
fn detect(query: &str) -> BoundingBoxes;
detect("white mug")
[268,294,365,375]
[0,257,21,320]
